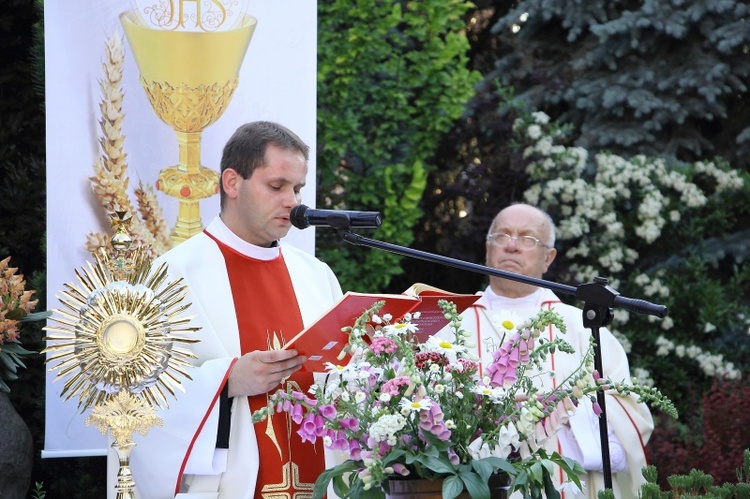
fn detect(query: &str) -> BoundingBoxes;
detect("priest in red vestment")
[107,122,344,499]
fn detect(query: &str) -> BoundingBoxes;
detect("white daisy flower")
[384,321,418,335]
[423,336,467,362]
[399,397,432,412]
[486,310,529,336]
[324,362,349,373]
[472,385,507,402]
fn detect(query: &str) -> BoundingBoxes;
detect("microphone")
[290,205,382,230]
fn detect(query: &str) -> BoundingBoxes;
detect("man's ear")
[222,168,240,200]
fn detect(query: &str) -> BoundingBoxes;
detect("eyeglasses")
[486,233,551,249]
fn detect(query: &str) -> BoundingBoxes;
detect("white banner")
[44,0,318,457]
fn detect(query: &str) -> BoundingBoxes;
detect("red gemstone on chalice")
[155,180,162,191]
[180,186,191,197]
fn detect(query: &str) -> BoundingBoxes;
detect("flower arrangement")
[0,257,39,392]
[253,300,677,499]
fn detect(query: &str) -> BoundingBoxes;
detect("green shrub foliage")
[511,108,750,418]
[316,0,480,291]
[486,0,750,169]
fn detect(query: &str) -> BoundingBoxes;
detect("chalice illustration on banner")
[120,8,257,243]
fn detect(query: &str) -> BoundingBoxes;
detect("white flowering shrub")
[513,111,750,413]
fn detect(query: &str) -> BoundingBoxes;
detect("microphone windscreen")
[290,205,310,229]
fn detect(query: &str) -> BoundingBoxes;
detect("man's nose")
[284,189,301,207]
[504,237,521,251]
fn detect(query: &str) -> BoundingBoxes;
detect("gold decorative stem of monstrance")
[120,11,257,244]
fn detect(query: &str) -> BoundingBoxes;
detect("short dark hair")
[219,121,309,208]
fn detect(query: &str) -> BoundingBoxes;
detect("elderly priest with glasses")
[448,203,654,498]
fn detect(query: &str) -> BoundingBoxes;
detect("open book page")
[402,283,481,341]
[282,292,421,372]
[282,285,480,372]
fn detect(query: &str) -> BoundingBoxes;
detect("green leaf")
[514,470,530,488]
[314,471,336,498]
[21,310,51,322]
[459,470,491,499]
[414,454,456,474]
[418,429,451,451]
[471,459,495,482]
[549,453,585,489]
[472,457,516,479]
[0,352,20,373]
[383,449,408,465]
[530,461,545,484]
[315,460,360,498]
[542,468,560,499]
[2,341,36,356]
[442,474,465,499]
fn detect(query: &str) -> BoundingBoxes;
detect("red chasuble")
[215,239,326,498]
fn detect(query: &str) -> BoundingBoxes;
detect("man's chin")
[274,225,292,241]
[498,263,523,273]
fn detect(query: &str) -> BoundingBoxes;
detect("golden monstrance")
[44,212,200,498]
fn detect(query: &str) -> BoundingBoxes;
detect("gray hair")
[488,203,557,247]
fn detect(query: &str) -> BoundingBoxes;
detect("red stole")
[214,239,325,498]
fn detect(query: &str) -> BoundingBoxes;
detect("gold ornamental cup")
[120,11,257,243]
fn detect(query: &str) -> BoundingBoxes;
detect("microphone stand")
[339,230,667,490]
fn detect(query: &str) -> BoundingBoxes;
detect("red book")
[282,284,480,372]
